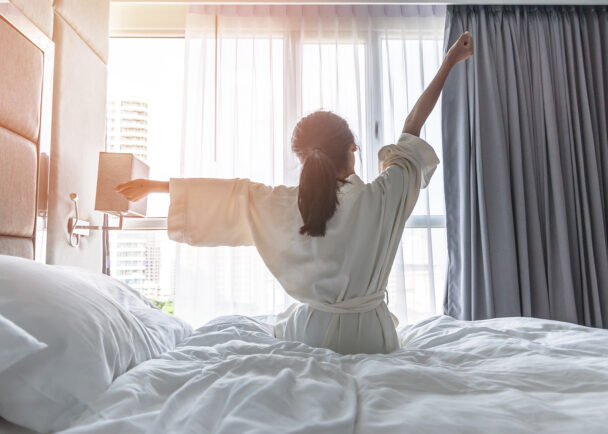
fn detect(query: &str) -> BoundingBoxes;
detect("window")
[107,6,447,326]
[106,38,185,307]
[380,37,447,324]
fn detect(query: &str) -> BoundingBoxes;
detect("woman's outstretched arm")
[402,31,474,137]
[115,179,168,202]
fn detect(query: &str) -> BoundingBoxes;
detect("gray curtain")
[442,5,608,327]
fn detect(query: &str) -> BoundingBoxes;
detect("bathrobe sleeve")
[168,177,290,247]
[377,133,440,189]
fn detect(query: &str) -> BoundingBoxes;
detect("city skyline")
[105,38,185,305]
[106,96,171,302]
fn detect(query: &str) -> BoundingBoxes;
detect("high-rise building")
[142,232,162,300]
[109,232,147,291]
[106,97,162,299]
[106,98,149,160]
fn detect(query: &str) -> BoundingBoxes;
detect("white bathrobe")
[168,133,439,354]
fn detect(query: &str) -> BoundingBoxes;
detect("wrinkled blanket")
[60,315,608,434]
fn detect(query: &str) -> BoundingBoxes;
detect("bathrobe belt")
[306,290,388,314]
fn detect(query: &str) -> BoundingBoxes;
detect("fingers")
[113,179,148,202]
[114,181,134,193]
[460,31,472,47]
[114,179,143,193]
[447,31,474,64]
[458,31,474,58]
[114,183,128,193]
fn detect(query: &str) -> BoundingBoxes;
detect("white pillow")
[58,265,191,357]
[0,314,46,374]
[0,255,192,433]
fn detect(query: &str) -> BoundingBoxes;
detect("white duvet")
[60,315,608,434]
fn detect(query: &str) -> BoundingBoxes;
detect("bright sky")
[106,37,445,217]
[107,38,185,216]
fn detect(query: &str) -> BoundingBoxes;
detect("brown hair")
[291,111,355,237]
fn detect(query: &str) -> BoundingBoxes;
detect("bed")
[53,314,607,434]
[1,3,607,434]
[1,250,607,434]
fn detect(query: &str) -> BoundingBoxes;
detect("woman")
[116,32,474,354]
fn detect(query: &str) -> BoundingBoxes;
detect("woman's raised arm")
[115,179,169,202]
[402,31,474,137]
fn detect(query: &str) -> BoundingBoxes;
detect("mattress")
[56,314,608,433]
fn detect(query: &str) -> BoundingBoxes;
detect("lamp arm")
[68,193,168,248]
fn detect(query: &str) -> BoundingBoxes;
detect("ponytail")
[298,149,341,237]
[291,111,355,238]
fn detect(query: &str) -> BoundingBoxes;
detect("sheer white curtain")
[175,5,446,328]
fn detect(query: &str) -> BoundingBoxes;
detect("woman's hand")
[114,179,153,202]
[115,179,169,202]
[446,31,474,66]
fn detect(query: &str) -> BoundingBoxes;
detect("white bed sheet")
[59,315,608,433]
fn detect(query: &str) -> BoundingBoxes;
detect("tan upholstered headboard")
[0,3,53,260]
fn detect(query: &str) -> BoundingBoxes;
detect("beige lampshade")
[95,152,149,217]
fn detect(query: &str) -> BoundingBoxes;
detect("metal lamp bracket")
[67,193,123,247]
[67,193,166,247]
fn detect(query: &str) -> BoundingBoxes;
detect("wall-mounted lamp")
[67,152,167,247]
[67,193,89,247]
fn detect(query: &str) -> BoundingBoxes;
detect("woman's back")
[167,133,439,354]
